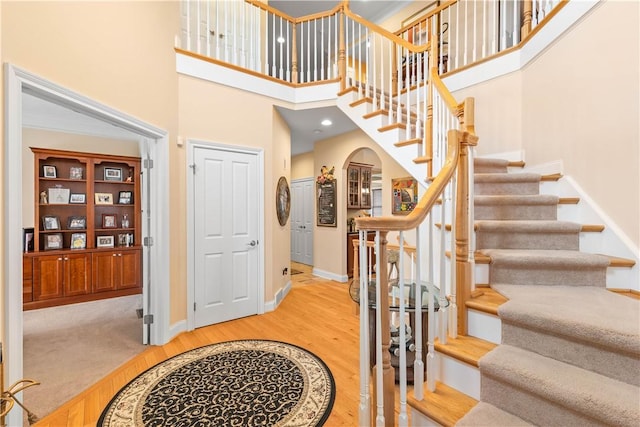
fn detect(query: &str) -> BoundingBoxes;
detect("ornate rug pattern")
[98,340,335,426]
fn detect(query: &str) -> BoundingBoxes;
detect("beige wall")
[521,0,639,248]
[313,129,416,278]
[2,1,180,322]
[177,75,292,309]
[291,151,314,180]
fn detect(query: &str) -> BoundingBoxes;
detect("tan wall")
[2,1,180,321]
[178,74,292,306]
[313,129,415,278]
[22,129,140,227]
[291,151,314,180]
[521,0,639,248]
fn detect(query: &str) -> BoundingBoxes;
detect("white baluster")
[482,0,487,58]
[512,0,520,45]
[398,232,408,426]
[463,0,468,66]
[358,230,371,427]
[374,232,385,425]
[455,1,460,69]
[449,173,458,339]
[439,184,448,345]
[321,18,325,80]
[500,0,507,51]
[286,20,290,81]
[426,212,436,392]
[472,0,477,63]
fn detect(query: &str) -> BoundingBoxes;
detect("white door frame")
[186,139,265,331]
[4,64,171,427]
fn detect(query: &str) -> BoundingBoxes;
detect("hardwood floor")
[34,265,364,426]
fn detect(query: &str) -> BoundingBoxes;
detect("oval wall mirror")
[276,176,290,226]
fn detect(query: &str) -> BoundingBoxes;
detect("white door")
[290,178,314,265]
[193,146,259,327]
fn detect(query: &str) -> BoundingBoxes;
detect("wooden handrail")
[356,131,463,232]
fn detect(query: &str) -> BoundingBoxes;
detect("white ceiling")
[22,1,412,154]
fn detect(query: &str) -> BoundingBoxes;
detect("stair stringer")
[336,91,427,186]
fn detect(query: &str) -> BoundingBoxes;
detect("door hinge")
[143,314,154,325]
[144,158,154,169]
[144,237,154,247]
[189,163,197,174]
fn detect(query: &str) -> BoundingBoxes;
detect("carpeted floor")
[98,339,335,426]
[23,295,145,424]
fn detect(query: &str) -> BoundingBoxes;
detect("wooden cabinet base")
[23,287,141,311]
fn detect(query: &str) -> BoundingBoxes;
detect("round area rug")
[98,340,335,426]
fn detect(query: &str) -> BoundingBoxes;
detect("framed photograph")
[95,193,113,205]
[96,235,115,248]
[69,167,84,180]
[102,214,117,229]
[68,216,86,230]
[44,233,63,250]
[118,191,133,204]
[70,233,87,249]
[392,177,419,215]
[42,215,61,230]
[118,233,129,247]
[104,167,122,181]
[23,227,35,252]
[43,165,57,178]
[48,187,71,205]
[69,193,86,204]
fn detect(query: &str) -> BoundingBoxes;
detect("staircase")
[339,85,639,425]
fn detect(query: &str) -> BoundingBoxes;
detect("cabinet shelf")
[24,147,142,309]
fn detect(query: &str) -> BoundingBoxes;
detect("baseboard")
[312,267,348,283]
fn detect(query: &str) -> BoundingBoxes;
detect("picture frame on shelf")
[69,193,86,204]
[97,235,115,248]
[44,233,63,250]
[118,190,133,204]
[102,214,117,229]
[43,165,57,178]
[95,193,113,205]
[70,233,87,249]
[42,215,61,230]
[48,187,71,205]
[104,167,122,181]
[69,167,84,180]
[23,227,35,252]
[68,216,86,230]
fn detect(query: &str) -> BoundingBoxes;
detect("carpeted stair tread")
[481,249,610,287]
[475,173,541,196]
[456,402,533,426]
[479,344,640,426]
[475,220,581,250]
[475,195,560,220]
[474,172,541,183]
[474,158,509,173]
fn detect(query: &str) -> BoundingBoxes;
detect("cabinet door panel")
[33,255,64,300]
[119,249,141,290]
[64,253,91,296]
[92,251,117,292]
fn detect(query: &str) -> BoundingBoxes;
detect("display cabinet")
[347,163,372,209]
[23,148,142,309]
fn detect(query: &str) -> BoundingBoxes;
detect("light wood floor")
[34,263,364,426]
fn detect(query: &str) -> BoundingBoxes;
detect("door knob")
[248,240,257,247]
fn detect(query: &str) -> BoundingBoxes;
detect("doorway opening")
[4,64,170,426]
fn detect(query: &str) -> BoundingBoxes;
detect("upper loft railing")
[179,0,564,86]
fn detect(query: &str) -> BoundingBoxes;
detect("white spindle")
[286,20,290,81]
[358,230,371,427]
[321,18,325,80]
[438,185,447,345]
[334,13,338,78]
[398,233,408,426]
[396,45,402,125]
[512,0,520,45]
[455,1,460,69]
[500,0,507,51]
[366,31,371,100]
[232,0,237,64]
[205,2,211,57]
[185,0,192,53]
[314,19,318,81]
[468,146,476,295]
[300,22,304,82]
[472,0,477,62]
[387,39,392,120]
[307,21,311,83]
[482,1,487,58]
[544,0,553,19]
[374,232,385,425]
[358,22,362,96]
[413,225,424,397]
[463,0,469,66]
[491,0,498,55]
[449,172,458,339]
[278,17,284,80]
[426,211,436,392]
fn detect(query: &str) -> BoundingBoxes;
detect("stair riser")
[490,266,607,287]
[467,309,501,344]
[475,181,540,196]
[502,323,640,387]
[475,204,558,220]
[481,376,609,426]
[476,231,579,250]
[436,353,481,400]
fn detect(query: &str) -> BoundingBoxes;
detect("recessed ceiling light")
[277,36,285,44]
[321,119,332,126]
[313,129,322,134]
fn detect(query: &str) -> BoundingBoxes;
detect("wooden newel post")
[521,0,533,40]
[338,6,346,91]
[371,231,394,426]
[291,23,298,84]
